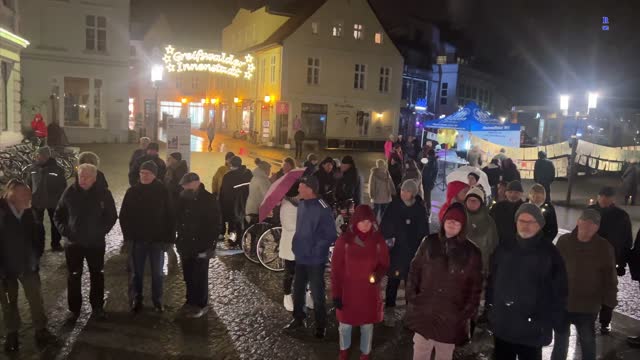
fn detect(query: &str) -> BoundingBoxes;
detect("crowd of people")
[2,134,640,360]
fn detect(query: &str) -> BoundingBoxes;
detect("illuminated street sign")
[162,45,255,79]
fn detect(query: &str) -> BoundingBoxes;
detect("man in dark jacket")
[26,146,67,251]
[314,157,337,204]
[120,161,174,313]
[587,186,633,334]
[294,129,305,159]
[380,179,428,308]
[482,158,503,200]
[421,149,438,217]
[284,175,336,339]
[527,184,558,243]
[219,156,252,247]
[129,136,150,170]
[0,180,54,352]
[533,151,555,203]
[552,209,617,360]
[335,155,361,206]
[54,164,118,320]
[488,203,568,360]
[303,153,319,176]
[164,152,189,205]
[175,173,221,318]
[628,230,640,347]
[490,180,525,246]
[128,142,166,187]
[622,163,638,205]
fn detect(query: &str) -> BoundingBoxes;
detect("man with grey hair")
[527,184,558,243]
[54,163,118,320]
[129,137,151,170]
[26,146,67,251]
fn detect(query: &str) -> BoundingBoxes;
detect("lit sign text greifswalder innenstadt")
[162,45,255,79]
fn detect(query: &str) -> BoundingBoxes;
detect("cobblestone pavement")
[0,138,638,359]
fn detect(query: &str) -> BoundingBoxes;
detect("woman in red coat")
[405,203,482,360]
[331,205,390,360]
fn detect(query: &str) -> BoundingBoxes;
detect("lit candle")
[369,274,376,284]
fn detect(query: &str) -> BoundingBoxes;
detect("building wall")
[222,8,289,54]
[20,0,130,143]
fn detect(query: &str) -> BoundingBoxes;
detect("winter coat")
[406,233,483,345]
[556,231,617,313]
[31,120,47,138]
[245,168,271,216]
[622,164,638,197]
[368,167,395,204]
[466,206,498,276]
[219,166,253,223]
[388,153,403,190]
[129,148,146,170]
[587,203,633,267]
[279,198,298,261]
[292,197,336,265]
[534,158,556,185]
[26,158,67,210]
[0,200,43,279]
[628,229,640,281]
[54,181,118,249]
[331,228,390,326]
[467,148,482,168]
[487,232,568,348]
[211,165,229,194]
[489,199,524,246]
[501,160,521,183]
[384,140,393,160]
[421,155,438,190]
[294,130,305,143]
[129,154,167,187]
[119,180,174,244]
[336,167,361,205]
[175,184,221,258]
[380,196,428,278]
[482,163,502,187]
[315,168,337,204]
[539,202,558,243]
[164,160,189,203]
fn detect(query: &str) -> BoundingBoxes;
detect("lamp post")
[150,64,164,141]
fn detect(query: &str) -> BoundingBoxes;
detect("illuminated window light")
[233,97,240,104]
[212,98,219,105]
[181,98,188,104]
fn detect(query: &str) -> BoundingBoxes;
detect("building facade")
[20,0,130,143]
[0,0,29,146]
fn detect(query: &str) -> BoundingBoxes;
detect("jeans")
[293,263,326,328]
[65,245,105,312]
[413,333,454,360]
[551,312,597,360]
[181,256,210,308]
[0,272,47,332]
[373,203,389,223]
[34,207,61,248]
[339,323,374,354]
[494,336,542,360]
[599,304,613,325]
[283,260,296,295]
[295,140,303,159]
[129,242,165,306]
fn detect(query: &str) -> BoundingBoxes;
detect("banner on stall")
[167,117,191,165]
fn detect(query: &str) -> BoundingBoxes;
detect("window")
[86,15,106,51]
[378,67,390,93]
[270,56,276,83]
[307,57,320,85]
[436,55,447,65]
[441,89,448,97]
[353,24,363,40]
[354,64,366,89]
[440,98,447,105]
[332,22,343,37]
[374,32,383,44]
[311,22,319,35]
[442,83,448,90]
[63,77,90,127]
[192,76,199,89]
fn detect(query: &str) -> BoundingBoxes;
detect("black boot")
[35,328,55,348]
[314,327,326,339]
[4,332,18,352]
[284,318,306,331]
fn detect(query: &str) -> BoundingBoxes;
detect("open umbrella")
[259,168,306,222]
[446,165,491,194]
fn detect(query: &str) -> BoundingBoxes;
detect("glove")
[617,265,626,277]
[333,298,343,310]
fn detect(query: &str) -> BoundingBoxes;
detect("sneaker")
[34,328,55,348]
[186,306,209,319]
[283,294,294,312]
[305,291,314,310]
[284,318,306,331]
[314,327,326,339]
[4,332,18,353]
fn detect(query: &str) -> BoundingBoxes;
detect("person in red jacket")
[30,113,48,143]
[331,205,390,360]
[406,202,483,360]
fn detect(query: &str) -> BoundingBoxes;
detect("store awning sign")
[162,45,255,79]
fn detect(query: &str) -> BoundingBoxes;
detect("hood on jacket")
[371,166,389,180]
[251,166,270,179]
[350,204,377,232]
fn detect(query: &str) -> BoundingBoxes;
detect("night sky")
[131,0,640,107]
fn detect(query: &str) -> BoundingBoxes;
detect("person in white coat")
[245,159,272,224]
[279,184,299,312]
[368,159,396,222]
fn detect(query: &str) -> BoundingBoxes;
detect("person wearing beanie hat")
[490,180,525,246]
[464,187,498,278]
[219,154,253,247]
[438,181,470,223]
[303,153,319,176]
[336,155,361,206]
[128,141,167,187]
[553,209,617,360]
[245,159,272,223]
[314,157,337,204]
[210,152,236,195]
[527,184,558,243]
[588,185,633,334]
[488,202,568,358]
[26,144,67,251]
[369,159,396,222]
[331,205,390,359]
[120,154,175,313]
[380,176,428,309]
[406,202,482,360]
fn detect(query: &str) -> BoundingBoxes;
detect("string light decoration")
[163,45,255,79]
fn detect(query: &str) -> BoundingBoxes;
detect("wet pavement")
[0,136,639,359]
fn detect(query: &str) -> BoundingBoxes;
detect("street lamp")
[150,64,164,141]
[559,94,570,115]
